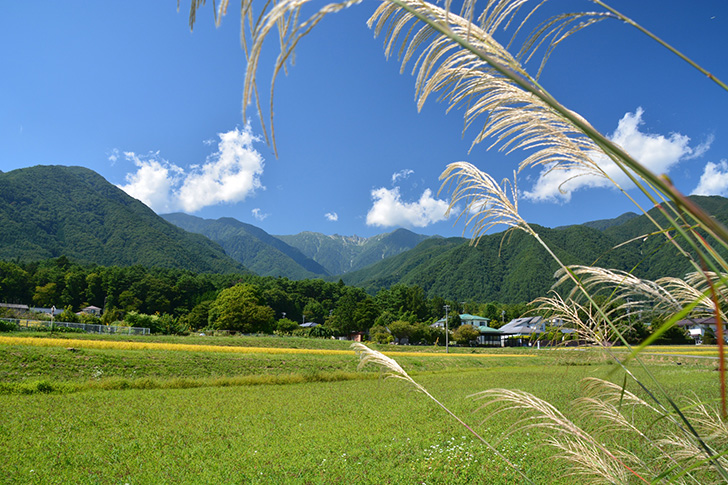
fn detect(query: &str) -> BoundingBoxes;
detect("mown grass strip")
[0,370,381,395]
[0,335,536,358]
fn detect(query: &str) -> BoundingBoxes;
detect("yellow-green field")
[0,332,723,484]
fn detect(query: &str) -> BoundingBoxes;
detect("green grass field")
[0,332,722,484]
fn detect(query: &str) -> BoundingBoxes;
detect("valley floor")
[0,333,721,484]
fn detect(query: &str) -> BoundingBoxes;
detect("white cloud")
[524,108,709,202]
[108,148,119,165]
[325,212,339,221]
[692,160,728,196]
[392,169,414,184]
[366,187,450,228]
[251,208,270,221]
[117,152,182,213]
[177,127,265,212]
[117,126,265,213]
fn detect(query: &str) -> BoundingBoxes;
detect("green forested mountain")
[0,166,244,273]
[3,165,727,305]
[557,211,639,231]
[341,196,728,303]
[602,195,728,281]
[275,228,431,275]
[341,225,640,302]
[161,213,329,279]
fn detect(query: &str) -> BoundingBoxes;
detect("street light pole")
[444,304,450,353]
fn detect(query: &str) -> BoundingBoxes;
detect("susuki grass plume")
[186,0,728,481]
[352,342,534,483]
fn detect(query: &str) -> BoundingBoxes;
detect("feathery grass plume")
[531,291,619,346]
[658,429,728,485]
[577,379,707,483]
[470,387,650,484]
[580,377,654,412]
[552,266,681,312]
[186,0,728,479]
[439,163,530,244]
[531,291,632,347]
[680,398,728,449]
[351,342,534,483]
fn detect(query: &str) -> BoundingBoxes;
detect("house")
[0,303,29,312]
[80,305,102,316]
[499,316,545,347]
[348,331,366,342]
[431,313,491,329]
[460,314,502,346]
[432,313,503,346]
[499,316,545,336]
[499,316,575,346]
[469,324,503,346]
[29,306,63,317]
[677,317,727,343]
[460,313,491,327]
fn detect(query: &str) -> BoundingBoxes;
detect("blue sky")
[2,1,727,238]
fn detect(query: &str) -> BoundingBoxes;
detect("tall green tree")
[208,283,275,333]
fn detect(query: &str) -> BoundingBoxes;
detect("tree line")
[0,256,532,337]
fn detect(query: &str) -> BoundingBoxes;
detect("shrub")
[452,324,479,346]
[0,320,18,332]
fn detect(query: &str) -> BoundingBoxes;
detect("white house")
[677,317,727,343]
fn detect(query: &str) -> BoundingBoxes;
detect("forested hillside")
[603,196,728,281]
[0,166,244,273]
[341,196,728,303]
[162,213,329,279]
[342,225,640,302]
[2,166,726,305]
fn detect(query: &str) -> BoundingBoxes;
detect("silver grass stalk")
[531,291,620,346]
[439,163,529,245]
[351,342,535,483]
[186,0,728,480]
[470,388,650,483]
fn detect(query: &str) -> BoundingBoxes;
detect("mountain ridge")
[0,165,245,273]
[161,213,329,279]
[4,165,727,304]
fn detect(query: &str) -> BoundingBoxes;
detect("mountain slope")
[602,195,728,280]
[342,224,642,302]
[341,196,728,302]
[0,165,244,273]
[556,211,639,231]
[162,213,329,279]
[276,228,431,274]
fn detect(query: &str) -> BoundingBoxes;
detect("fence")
[0,318,150,335]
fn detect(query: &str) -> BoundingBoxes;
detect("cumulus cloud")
[366,187,450,228]
[325,212,339,222]
[524,108,710,202]
[117,126,265,213]
[251,208,270,221]
[117,152,182,213]
[108,148,120,165]
[392,169,414,184]
[692,160,728,196]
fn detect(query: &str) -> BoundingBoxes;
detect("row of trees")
[0,257,532,336]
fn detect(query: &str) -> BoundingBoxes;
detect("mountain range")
[0,166,244,273]
[2,165,726,303]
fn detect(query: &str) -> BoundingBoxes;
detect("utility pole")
[444,304,450,353]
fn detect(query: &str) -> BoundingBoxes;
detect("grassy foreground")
[0,333,721,484]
